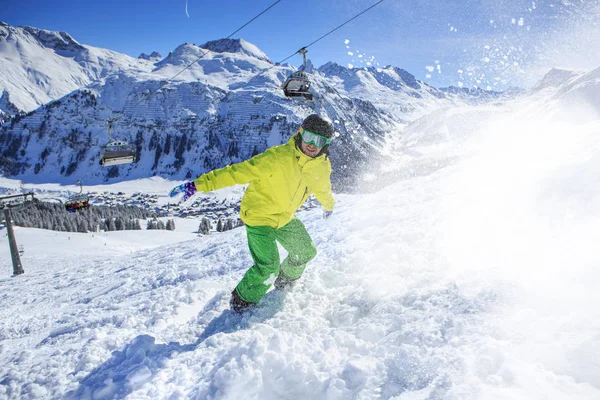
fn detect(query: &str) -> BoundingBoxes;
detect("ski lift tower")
[0,192,35,276]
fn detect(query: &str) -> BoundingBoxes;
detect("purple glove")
[169,181,197,202]
[323,210,333,219]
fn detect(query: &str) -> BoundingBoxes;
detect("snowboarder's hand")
[169,181,197,202]
[323,210,333,219]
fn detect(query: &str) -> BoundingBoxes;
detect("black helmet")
[295,114,334,157]
[301,114,334,138]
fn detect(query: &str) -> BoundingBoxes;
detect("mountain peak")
[138,51,162,61]
[20,25,85,53]
[378,65,421,90]
[318,62,354,77]
[154,43,205,67]
[199,38,271,62]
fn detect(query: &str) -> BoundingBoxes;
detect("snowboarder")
[169,114,336,312]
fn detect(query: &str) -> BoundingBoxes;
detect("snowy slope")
[1,79,599,399]
[547,65,600,120]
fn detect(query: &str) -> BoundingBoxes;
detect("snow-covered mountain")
[0,22,500,191]
[317,62,449,117]
[0,21,154,112]
[438,86,510,104]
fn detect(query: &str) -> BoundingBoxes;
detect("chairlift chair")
[65,194,90,213]
[65,194,90,212]
[65,180,91,213]
[282,48,313,101]
[100,118,136,166]
[100,140,136,166]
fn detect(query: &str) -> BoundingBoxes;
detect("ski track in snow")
[1,95,600,399]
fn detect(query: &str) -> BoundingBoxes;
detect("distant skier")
[169,114,336,312]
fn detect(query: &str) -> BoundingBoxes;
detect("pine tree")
[198,217,211,235]
[77,219,87,233]
[166,219,175,231]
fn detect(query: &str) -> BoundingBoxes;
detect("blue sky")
[2,0,598,89]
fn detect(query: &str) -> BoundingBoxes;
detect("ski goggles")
[299,127,332,148]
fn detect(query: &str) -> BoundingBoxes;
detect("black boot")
[273,274,299,290]
[229,289,255,313]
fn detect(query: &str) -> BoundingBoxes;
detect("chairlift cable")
[298,0,384,53]
[110,0,282,125]
[107,118,116,142]
[253,0,385,80]
[109,0,381,119]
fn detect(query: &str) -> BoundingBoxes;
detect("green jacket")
[193,135,335,228]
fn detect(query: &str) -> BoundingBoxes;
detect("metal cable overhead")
[106,0,385,134]
[110,0,282,125]
[252,0,386,80]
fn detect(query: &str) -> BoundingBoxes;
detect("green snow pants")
[235,217,317,303]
